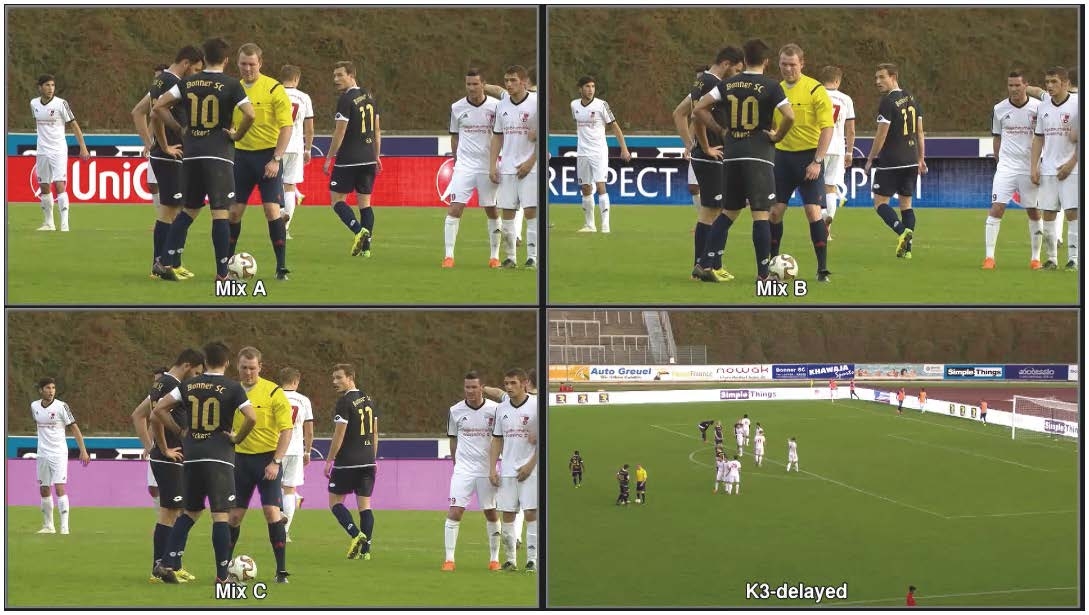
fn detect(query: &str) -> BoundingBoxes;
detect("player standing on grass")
[634,464,647,503]
[616,464,631,504]
[572,75,631,234]
[488,368,538,571]
[442,371,502,572]
[918,388,927,412]
[741,414,751,445]
[786,437,799,472]
[979,399,988,423]
[713,420,724,447]
[569,450,585,487]
[326,363,380,560]
[280,65,315,241]
[1030,66,1079,271]
[490,65,539,269]
[444,69,502,268]
[153,37,255,282]
[152,341,256,586]
[324,61,382,258]
[674,64,711,216]
[865,63,926,260]
[983,70,1044,270]
[820,66,855,239]
[850,379,859,400]
[32,74,90,232]
[713,450,726,493]
[753,430,766,467]
[724,455,741,495]
[280,367,314,543]
[896,387,906,415]
[697,419,714,441]
[829,378,837,402]
[734,420,745,457]
[32,377,90,535]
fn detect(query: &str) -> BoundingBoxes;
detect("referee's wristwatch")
[273,155,283,163]
[812,157,824,165]
[273,457,283,465]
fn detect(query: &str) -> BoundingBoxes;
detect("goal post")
[1011,395,1079,440]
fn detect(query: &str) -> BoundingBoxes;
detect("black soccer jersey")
[148,372,184,460]
[570,454,584,472]
[699,420,714,430]
[177,373,250,463]
[617,468,630,487]
[714,425,724,440]
[690,71,727,151]
[716,72,787,163]
[876,89,924,168]
[333,389,379,467]
[176,70,248,161]
[148,70,186,156]
[334,87,381,165]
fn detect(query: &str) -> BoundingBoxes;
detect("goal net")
[1011,395,1079,441]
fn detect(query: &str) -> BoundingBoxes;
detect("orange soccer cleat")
[441,561,456,572]
[1030,259,1042,270]
[981,257,996,270]
[488,258,500,269]
[488,561,501,571]
[442,257,455,269]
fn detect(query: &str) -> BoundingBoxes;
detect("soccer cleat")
[981,257,996,270]
[501,561,518,572]
[903,251,913,260]
[275,571,290,584]
[816,270,832,283]
[1043,260,1058,271]
[441,560,456,572]
[442,257,455,268]
[60,225,70,232]
[488,560,501,571]
[524,258,537,269]
[1030,259,1042,270]
[347,533,367,559]
[36,526,55,534]
[36,224,56,231]
[174,266,195,279]
[895,228,913,258]
[157,267,181,281]
[525,561,536,573]
[276,268,291,281]
[488,258,501,268]
[601,226,611,234]
[712,268,735,282]
[351,229,371,256]
[501,258,517,269]
[154,564,179,584]
[148,575,163,584]
[576,225,596,233]
[60,527,70,535]
[176,569,196,582]
[693,265,718,283]
[1065,260,1077,271]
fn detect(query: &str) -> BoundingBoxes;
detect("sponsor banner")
[7,133,448,157]
[1069,364,1079,382]
[709,364,772,381]
[550,386,833,406]
[1043,418,1079,438]
[854,363,945,380]
[548,364,591,382]
[943,364,1005,379]
[575,364,773,382]
[772,364,854,380]
[719,389,777,401]
[874,391,892,403]
[7,436,445,460]
[548,135,989,159]
[1003,364,1069,381]
[772,364,810,380]
[586,365,658,382]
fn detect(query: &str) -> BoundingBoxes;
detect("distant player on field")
[326,363,380,560]
[829,378,837,402]
[786,437,799,472]
[572,74,631,234]
[490,65,539,269]
[32,377,90,535]
[896,387,906,415]
[820,66,855,238]
[713,420,724,446]
[741,414,751,445]
[918,388,927,412]
[734,420,744,456]
[488,368,539,571]
[616,464,631,504]
[697,419,714,441]
[634,464,647,503]
[280,65,315,240]
[865,63,926,260]
[724,455,741,495]
[569,450,585,487]
[850,379,859,400]
[32,74,90,232]
[753,430,766,467]
[280,367,314,543]
[1030,66,1079,271]
[674,64,711,215]
[713,451,727,493]
[979,400,988,423]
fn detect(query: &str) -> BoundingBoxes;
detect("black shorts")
[723,159,776,212]
[690,153,724,207]
[328,465,376,496]
[873,167,918,198]
[330,164,377,195]
[235,149,285,206]
[572,470,582,478]
[182,158,235,210]
[150,157,184,206]
[774,149,825,206]
[150,460,185,509]
[184,460,236,513]
[636,481,646,492]
[234,451,283,509]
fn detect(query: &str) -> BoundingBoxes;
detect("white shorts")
[736,435,744,447]
[448,472,498,510]
[37,454,68,486]
[687,161,698,186]
[823,154,846,188]
[1037,174,1079,212]
[577,154,609,185]
[991,171,1038,207]
[754,446,765,456]
[147,461,158,488]
[36,152,67,184]
[497,474,537,512]
[448,168,497,206]
[497,172,538,210]
[715,471,726,482]
[743,426,750,437]
[282,454,305,488]
[147,161,158,185]
[282,152,305,185]
[788,453,799,463]
[725,475,739,484]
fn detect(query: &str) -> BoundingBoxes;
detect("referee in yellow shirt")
[229,346,294,583]
[634,465,648,504]
[771,44,834,282]
[229,43,294,280]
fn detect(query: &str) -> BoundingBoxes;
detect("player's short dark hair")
[279,367,301,385]
[577,75,595,87]
[527,368,537,387]
[238,42,263,59]
[623,463,629,469]
[819,65,843,84]
[779,43,804,60]
[909,586,916,592]
[504,367,528,382]
[504,65,529,81]
[153,366,169,375]
[742,39,771,67]
[175,45,204,65]
[876,63,899,78]
[153,63,169,73]
[333,363,356,380]
[1007,69,1026,80]
[202,341,231,368]
[464,370,481,381]
[174,348,205,368]
[202,38,230,66]
[334,61,356,77]
[280,64,301,83]
[1046,66,1070,81]
[465,68,484,80]
[37,377,56,390]
[574,450,580,454]
[715,46,743,66]
[37,74,55,86]
[238,346,262,362]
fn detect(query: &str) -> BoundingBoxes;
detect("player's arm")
[489,131,504,183]
[152,87,183,135]
[844,114,856,167]
[67,118,90,160]
[482,386,505,402]
[516,137,536,178]
[230,401,257,445]
[449,133,459,161]
[303,115,315,163]
[67,420,91,465]
[915,114,927,174]
[484,84,506,98]
[767,100,795,143]
[865,121,890,174]
[371,416,379,459]
[131,396,154,454]
[1058,141,1078,180]
[488,434,503,486]
[672,95,695,153]
[302,407,314,465]
[323,117,349,175]
[811,88,835,178]
[268,89,294,178]
[152,390,183,436]
[268,390,294,478]
[373,113,383,173]
[692,90,726,139]
[325,419,347,478]
[231,101,256,143]
[608,120,632,161]
[1026,85,1045,100]
[131,93,154,155]
[517,441,537,481]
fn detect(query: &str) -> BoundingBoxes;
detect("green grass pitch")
[7,507,536,607]
[547,399,1079,607]
[7,204,536,305]
[547,205,1079,304]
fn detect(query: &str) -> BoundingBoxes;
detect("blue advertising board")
[772,364,810,380]
[771,363,856,379]
[943,365,1006,380]
[1003,364,1069,381]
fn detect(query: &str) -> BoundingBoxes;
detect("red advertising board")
[6,156,477,206]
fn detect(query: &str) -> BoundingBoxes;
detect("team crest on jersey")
[521,113,530,123]
[522,415,530,425]
[487,112,495,123]
[1061,113,1071,124]
[487,417,495,428]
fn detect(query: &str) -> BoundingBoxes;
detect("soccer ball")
[769,254,799,281]
[227,252,257,280]
[227,555,257,582]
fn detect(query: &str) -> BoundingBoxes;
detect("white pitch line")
[651,423,699,440]
[887,434,1056,472]
[836,585,1078,605]
[946,510,1077,520]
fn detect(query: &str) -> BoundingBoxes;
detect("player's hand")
[620,149,632,163]
[79,451,91,466]
[141,144,151,158]
[375,157,383,174]
[165,447,184,462]
[489,470,500,487]
[1057,161,1074,180]
[324,461,333,478]
[489,168,500,184]
[303,151,312,164]
[516,160,534,179]
[323,158,333,175]
[303,454,311,466]
[918,160,929,175]
[516,464,533,481]
[264,159,280,179]
[706,145,724,160]
[264,462,281,480]
[805,161,821,181]
[78,148,90,161]
[164,144,183,160]
[1030,168,1041,185]
[141,449,151,461]
[844,154,853,168]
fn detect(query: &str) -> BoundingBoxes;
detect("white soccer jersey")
[571,97,616,157]
[992,97,1040,175]
[32,399,75,457]
[1035,93,1079,176]
[284,389,314,456]
[31,96,75,157]
[493,393,538,477]
[788,441,798,456]
[826,89,856,157]
[450,96,500,173]
[448,398,499,477]
[285,87,314,156]
[754,434,766,451]
[726,459,741,479]
[493,91,538,174]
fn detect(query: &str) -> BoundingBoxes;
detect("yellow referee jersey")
[774,74,834,153]
[233,74,293,152]
[635,467,647,483]
[233,377,293,454]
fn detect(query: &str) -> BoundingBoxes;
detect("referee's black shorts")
[234,148,285,206]
[233,451,283,509]
[774,149,825,206]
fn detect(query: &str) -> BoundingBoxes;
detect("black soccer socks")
[331,503,360,538]
[876,203,905,234]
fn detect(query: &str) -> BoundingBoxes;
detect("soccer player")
[919,388,927,412]
[443,371,502,571]
[896,387,906,415]
[724,455,741,495]
[829,378,838,402]
[280,367,314,543]
[153,37,255,282]
[31,74,90,232]
[444,69,502,268]
[634,464,647,503]
[1030,66,1079,270]
[132,46,205,278]
[786,437,799,472]
[280,65,315,240]
[713,450,727,493]
[674,64,712,216]
[152,341,257,585]
[979,400,988,424]
[325,363,380,560]
[820,66,856,238]
[131,349,205,581]
[616,464,631,505]
[753,430,766,467]
[865,63,926,259]
[734,420,744,457]
[767,44,835,282]
[324,61,381,258]
[741,413,751,445]
[755,422,764,437]
[906,586,917,607]
[228,347,294,583]
[32,377,90,534]
[490,65,539,269]
[693,39,794,281]
[569,450,585,487]
[983,70,1044,269]
[572,75,631,234]
[488,368,538,571]
[697,419,714,441]
[713,420,724,447]
[849,379,860,400]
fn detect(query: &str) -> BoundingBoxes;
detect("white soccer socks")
[41,496,54,530]
[502,219,517,261]
[599,193,611,232]
[1044,222,1059,263]
[825,192,839,221]
[283,190,297,230]
[444,215,461,259]
[57,494,70,533]
[526,520,538,568]
[581,194,595,229]
[1068,219,1079,265]
[985,216,1002,259]
[486,520,501,562]
[526,216,538,261]
[283,493,297,531]
[691,192,701,213]
[501,521,517,564]
[57,192,70,231]
[444,518,460,562]
[487,217,501,260]
[40,193,55,229]
[513,208,525,242]
[1029,218,1043,262]
[513,510,524,544]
